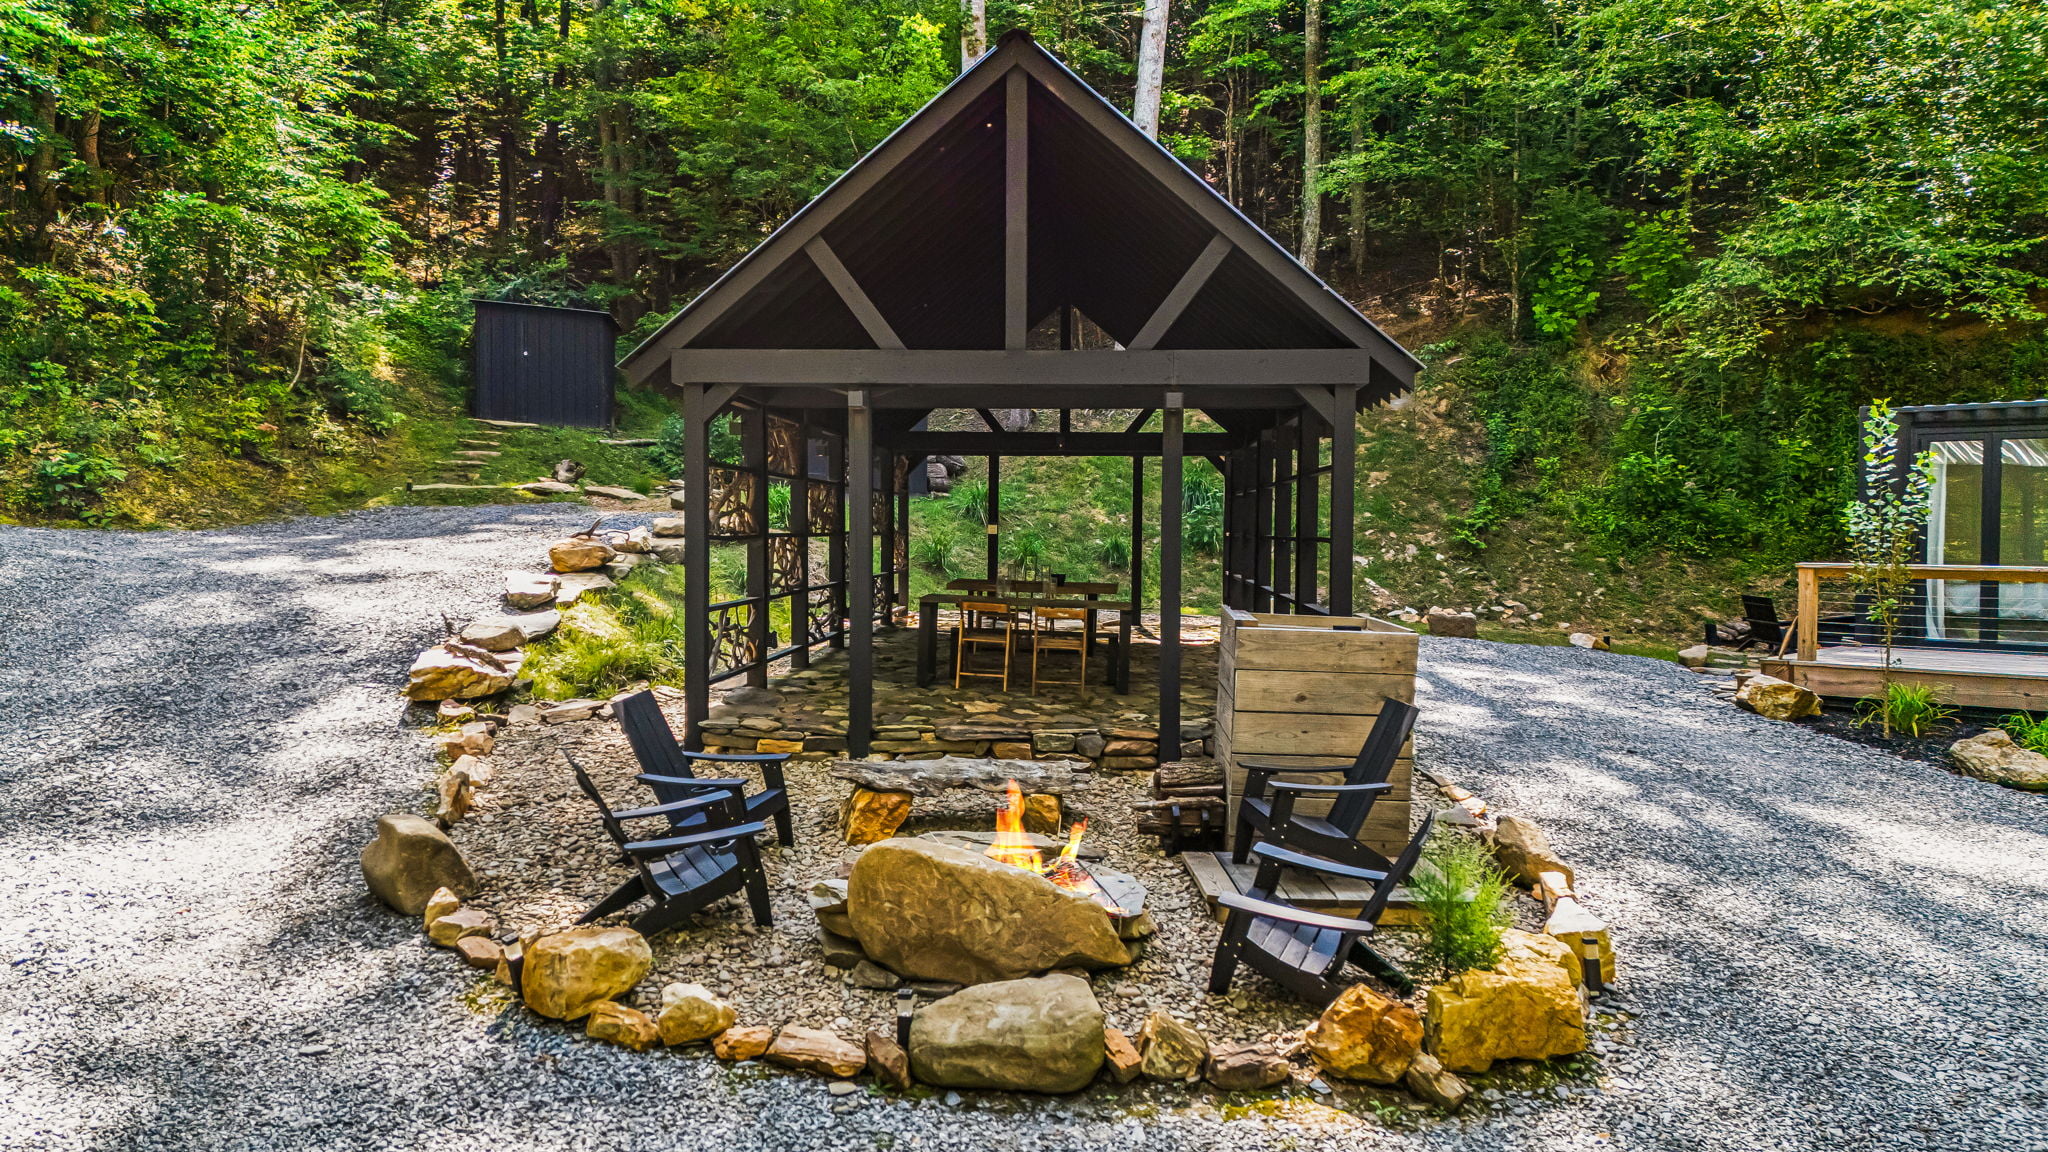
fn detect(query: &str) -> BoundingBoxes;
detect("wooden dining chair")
[954,600,1017,689]
[1030,605,1088,694]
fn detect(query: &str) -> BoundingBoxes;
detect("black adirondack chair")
[1231,697,1419,872]
[566,749,773,936]
[614,689,794,846]
[1710,594,1855,654]
[1207,815,1436,1004]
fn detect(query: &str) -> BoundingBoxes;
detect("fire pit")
[841,782,1155,986]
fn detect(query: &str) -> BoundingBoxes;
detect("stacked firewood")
[1130,761,1227,853]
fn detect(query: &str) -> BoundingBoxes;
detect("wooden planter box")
[1214,608,1418,860]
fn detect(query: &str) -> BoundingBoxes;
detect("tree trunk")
[1347,101,1367,276]
[1132,0,1169,139]
[1298,0,1323,273]
[960,0,987,71]
[494,0,518,237]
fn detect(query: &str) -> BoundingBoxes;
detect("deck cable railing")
[1792,563,2048,661]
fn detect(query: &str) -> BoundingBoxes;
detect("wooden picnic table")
[917,592,1135,692]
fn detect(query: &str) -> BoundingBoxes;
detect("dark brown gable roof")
[619,30,1419,385]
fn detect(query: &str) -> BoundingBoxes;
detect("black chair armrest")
[622,821,769,857]
[681,750,790,764]
[636,773,749,791]
[1265,780,1392,796]
[610,791,737,821]
[1217,893,1378,935]
[1248,842,1389,883]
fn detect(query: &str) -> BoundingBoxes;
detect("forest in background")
[3,0,2046,630]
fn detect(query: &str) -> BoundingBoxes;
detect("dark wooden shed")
[617,31,1422,754]
[473,300,617,427]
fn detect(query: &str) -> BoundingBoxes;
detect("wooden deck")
[1180,850,1424,926]
[1762,644,2048,710]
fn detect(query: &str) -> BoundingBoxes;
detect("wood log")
[1129,797,1225,812]
[1154,761,1225,790]
[829,756,1094,798]
[1154,783,1225,799]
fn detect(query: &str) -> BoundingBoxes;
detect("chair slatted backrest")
[1741,595,1788,647]
[617,689,694,778]
[1330,697,1420,834]
[1357,816,1437,925]
[565,749,662,891]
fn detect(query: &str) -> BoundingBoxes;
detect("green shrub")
[1855,682,1955,738]
[1410,828,1513,978]
[912,521,957,571]
[946,478,989,524]
[1003,525,1049,578]
[1097,534,1131,571]
[2000,710,2048,755]
[1182,471,1223,553]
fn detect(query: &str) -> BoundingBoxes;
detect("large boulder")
[1306,983,1423,1083]
[361,814,475,914]
[1734,673,1820,721]
[846,838,1131,985]
[522,927,653,1021]
[907,974,1105,1093]
[1425,929,1587,1073]
[1949,729,2048,790]
[404,643,515,701]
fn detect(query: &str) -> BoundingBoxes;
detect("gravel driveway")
[2,506,2043,1151]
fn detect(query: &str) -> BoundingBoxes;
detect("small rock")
[1138,1011,1208,1082]
[421,887,462,932]
[504,572,558,609]
[427,907,493,948]
[712,1025,776,1061]
[817,928,864,969]
[1404,1052,1471,1111]
[1489,813,1574,888]
[866,1030,914,1090]
[766,1027,866,1078]
[1205,1041,1291,1091]
[1305,983,1422,1084]
[459,619,526,651]
[1424,607,1479,638]
[1677,643,1711,668]
[404,643,515,701]
[585,1001,659,1052]
[1567,632,1611,651]
[553,572,614,604]
[520,479,579,495]
[849,960,899,990]
[651,516,687,538]
[550,537,615,573]
[827,1081,859,1097]
[456,936,503,969]
[360,814,475,915]
[1103,1027,1143,1084]
[658,982,738,1045]
[584,484,645,501]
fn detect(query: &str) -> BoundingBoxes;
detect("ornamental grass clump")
[1999,710,2048,755]
[1856,681,1955,739]
[1410,829,1513,979]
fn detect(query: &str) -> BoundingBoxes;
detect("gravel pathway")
[1,506,2043,1151]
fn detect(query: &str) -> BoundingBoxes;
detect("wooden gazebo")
[619,31,1421,755]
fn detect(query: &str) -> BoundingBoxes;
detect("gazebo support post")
[1296,412,1320,612]
[744,405,770,686]
[847,391,874,757]
[1329,384,1357,616]
[791,412,812,669]
[1129,455,1144,614]
[986,454,1002,579]
[1159,392,1184,745]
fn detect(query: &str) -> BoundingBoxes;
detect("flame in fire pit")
[985,781,1121,913]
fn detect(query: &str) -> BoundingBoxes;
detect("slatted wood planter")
[1214,608,1418,860]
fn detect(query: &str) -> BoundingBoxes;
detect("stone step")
[454,450,502,458]
[408,482,517,492]
[474,418,540,429]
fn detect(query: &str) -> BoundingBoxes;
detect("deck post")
[826,426,847,650]
[895,457,912,613]
[848,391,875,757]
[1329,384,1357,616]
[880,450,898,624]
[1796,564,1820,661]
[1253,430,1274,612]
[743,404,770,686]
[678,368,713,748]
[1160,393,1184,748]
